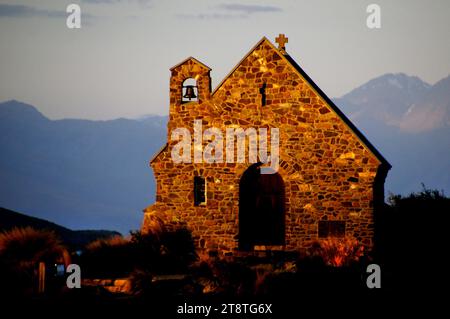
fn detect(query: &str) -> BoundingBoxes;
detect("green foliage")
[388,184,448,207]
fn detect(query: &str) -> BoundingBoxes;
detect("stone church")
[142,35,391,255]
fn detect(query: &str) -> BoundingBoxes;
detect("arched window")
[182,78,198,103]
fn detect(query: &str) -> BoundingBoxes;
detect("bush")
[129,269,154,296]
[190,254,256,297]
[85,235,129,251]
[130,228,196,273]
[310,237,365,267]
[0,227,67,296]
[81,228,197,279]
[81,235,132,278]
[378,186,450,289]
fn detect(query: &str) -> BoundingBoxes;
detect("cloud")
[82,0,122,3]
[82,0,152,4]
[0,4,65,18]
[178,3,282,20]
[218,3,282,14]
[177,13,246,20]
[0,4,97,26]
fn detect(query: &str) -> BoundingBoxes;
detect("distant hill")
[334,73,431,128]
[0,207,121,249]
[334,73,450,195]
[0,100,167,233]
[399,75,450,133]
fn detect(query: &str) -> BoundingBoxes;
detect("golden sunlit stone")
[143,36,390,255]
[339,152,356,159]
[358,171,377,179]
[300,184,310,192]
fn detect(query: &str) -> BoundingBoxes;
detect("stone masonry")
[142,36,391,255]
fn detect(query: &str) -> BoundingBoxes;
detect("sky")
[0,0,449,120]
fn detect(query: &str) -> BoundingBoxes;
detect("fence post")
[38,262,46,294]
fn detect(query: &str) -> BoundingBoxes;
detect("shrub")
[129,269,153,296]
[190,254,256,297]
[81,235,133,278]
[0,227,66,269]
[311,237,364,267]
[81,228,197,278]
[85,235,129,251]
[379,186,450,289]
[130,228,196,273]
[0,227,67,296]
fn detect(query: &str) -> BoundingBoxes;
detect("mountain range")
[0,73,449,233]
[335,73,450,195]
[0,101,166,233]
[0,207,120,249]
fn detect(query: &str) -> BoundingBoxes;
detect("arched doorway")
[239,163,285,250]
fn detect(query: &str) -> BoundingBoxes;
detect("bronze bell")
[183,85,197,100]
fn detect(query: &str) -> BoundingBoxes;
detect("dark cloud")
[177,13,246,20]
[82,0,152,4]
[0,4,65,18]
[178,3,282,20]
[0,4,99,23]
[82,0,122,3]
[218,3,282,14]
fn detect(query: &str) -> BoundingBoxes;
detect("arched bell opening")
[182,78,198,103]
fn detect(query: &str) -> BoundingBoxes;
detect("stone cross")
[275,34,288,51]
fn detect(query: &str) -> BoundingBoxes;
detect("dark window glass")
[194,176,206,206]
[318,221,345,238]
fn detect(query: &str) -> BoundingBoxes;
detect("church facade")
[142,35,391,255]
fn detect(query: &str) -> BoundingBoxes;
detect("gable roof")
[169,56,211,71]
[149,143,168,164]
[153,37,391,170]
[211,37,269,95]
[211,37,391,170]
[282,53,391,169]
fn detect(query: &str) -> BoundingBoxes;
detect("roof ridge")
[211,36,272,95]
[169,56,211,71]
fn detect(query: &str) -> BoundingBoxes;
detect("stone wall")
[143,38,388,255]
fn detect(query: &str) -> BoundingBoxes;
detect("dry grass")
[312,237,365,267]
[85,235,129,252]
[0,227,67,269]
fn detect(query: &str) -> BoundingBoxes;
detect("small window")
[194,176,206,206]
[318,221,345,238]
[259,83,267,106]
[182,78,198,103]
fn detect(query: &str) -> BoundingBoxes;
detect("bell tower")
[169,57,211,113]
